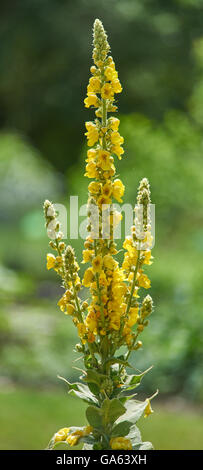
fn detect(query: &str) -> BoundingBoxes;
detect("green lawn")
[0,389,202,450]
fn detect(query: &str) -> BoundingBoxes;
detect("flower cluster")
[44,19,157,452]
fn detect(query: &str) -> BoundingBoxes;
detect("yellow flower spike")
[144,399,154,418]
[44,19,156,452]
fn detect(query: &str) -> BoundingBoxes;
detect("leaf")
[126,424,142,447]
[105,357,132,368]
[116,398,148,424]
[121,367,153,391]
[134,441,154,450]
[86,405,103,429]
[101,398,126,425]
[82,435,95,450]
[111,420,133,437]
[57,376,99,406]
[83,369,107,385]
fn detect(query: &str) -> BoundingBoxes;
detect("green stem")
[125,247,141,318]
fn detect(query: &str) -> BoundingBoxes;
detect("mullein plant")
[44,19,158,451]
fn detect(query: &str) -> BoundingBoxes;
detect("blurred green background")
[0,0,203,450]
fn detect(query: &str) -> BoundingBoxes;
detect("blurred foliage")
[1,0,203,170]
[0,0,203,404]
[0,389,202,449]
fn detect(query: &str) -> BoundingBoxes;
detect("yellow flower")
[109,117,120,131]
[112,78,122,93]
[92,255,103,273]
[97,149,112,170]
[85,161,98,178]
[46,253,56,270]
[101,83,114,99]
[88,181,101,194]
[143,250,153,265]
[65,303,75,315]
[88,76,101,93]
[82,249,93,263]
[77,323,87,342]
[86,148,97,162]
[109,314,121,331]
[84,93,98,108]
[97,194,111,207]
[104,66,115,81]
[112,144,124,159]
[102,182,112,198]
[99,270,108,288]
[87,331,96,343]
[127,307,139,327]
[137,273,151,289]
[85,311,97,332]
[66,430,84,446]
[103,254,117,270]
[54,427,70,442]
[85,122,99,146]
[110,437,132,450]
[110,131,124,145]
[112,179,125,202]
[82,268,94,287]
[144,399,154,418]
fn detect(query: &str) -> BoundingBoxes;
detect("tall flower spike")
[44,20,157,452]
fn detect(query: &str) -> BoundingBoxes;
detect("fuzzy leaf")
[101,398,126,425]
[86,405,103,429]
[105,357,132,368]
[111,420,132,437]
[126,424,142,446]
[116,399,148,424]
[121,367,153,391]
[58,376,99,406]
[83,369,107,385]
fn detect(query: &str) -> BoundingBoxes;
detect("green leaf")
[86,405,103,429]
[105,357,132,368]
[101,398,126,425]
[116,399,148,424]
[83,369,107,385]
[121,367,153,391]
[57,376,99,406]
[111,420,132,437]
